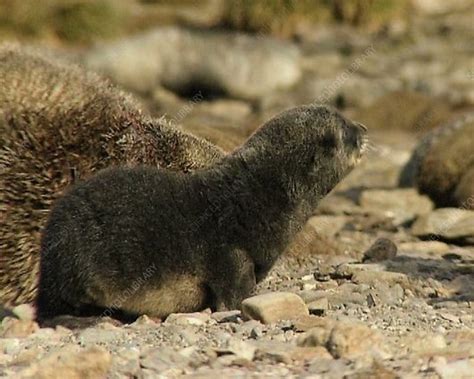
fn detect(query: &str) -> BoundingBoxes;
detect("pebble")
[211,310,241,323]
[165,312,212,326]
[362,238,398,262]
[241,292,309,324]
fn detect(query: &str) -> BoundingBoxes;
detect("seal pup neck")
[214,104,367,216]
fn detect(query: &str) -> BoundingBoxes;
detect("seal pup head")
[235,104,368,202]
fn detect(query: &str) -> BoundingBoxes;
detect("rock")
[12,304,35,321]
[84,26,301,100]
[398,241,450,256]
[412,0,473,15]
[308,298,329,315]
[327,322,388,360]
[363,238,398,262]
[399,112,474,208]
[305,215,348,238]
[18,346,111,379]
[165,312,212,326]
[317,194,360,215]
[352,271,409,287]
[211,310,241,323]
[338,76,402,109]
[434,358,474,379]
[404,333,447,353]
[0,338,21,355]
[255,341,331,364]
[216,338,256,361]
[130,315,159,328]
[140,347,188,374]
[359,189,433,225]
[412,208,474,240]
[0,317,39,338]
[335,263,386,278]
[298,321,389,360]
[338,148,412,191]
[241,292,309,324]
[355,90,452,133]
[78,326,121,345]
[194,99,252,122]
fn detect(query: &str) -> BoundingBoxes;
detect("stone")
[335,263,386,278]
[165,312,212,326]
[78,327,120,345]
[140,347,188,374]
[255,341,331,364]
[362,238,398,262]
[412,0,473,15]
[11,304,35,321]
[84,26,301,100]
[398,241,450,256]
[305,215,348,238]
[241,292,309,324]
[194,99,252,122]
[216,338,256,361]
[434,358,474,379]
[211,310,241,323]
[308,298,329,315]
[18,346,111,379]
[327,322,388,360]
[412,208,474,240]
[404,333,447,353]
[298,321,388,360]
[351,271,409,287]
[359,189,433,225]
[317,194,359,215]
[0,317,39,338]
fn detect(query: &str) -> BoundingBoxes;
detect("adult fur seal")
[0,44,223,307]
[36,105,367,320]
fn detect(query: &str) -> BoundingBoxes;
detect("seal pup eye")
[320,131,338,150]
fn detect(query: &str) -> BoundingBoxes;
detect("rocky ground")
[1,1,474,378]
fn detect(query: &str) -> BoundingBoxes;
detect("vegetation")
[0,0,410,45]
[220,0,410,37]
[0,0,127,44]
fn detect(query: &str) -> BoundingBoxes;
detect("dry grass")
[0,0,128,44]
[220,0,410,37]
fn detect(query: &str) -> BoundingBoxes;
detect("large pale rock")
[298,320,389,360]
[412,208,474,240]
[241,292,309,324]
[18,347,111,379]
[84,26,301,100]
[0,317,38,338]
[360,188,433,224]
[412,0,473,15]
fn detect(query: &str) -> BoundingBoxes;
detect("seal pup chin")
[36,104,367,321]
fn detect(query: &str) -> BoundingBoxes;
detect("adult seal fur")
[36,105,367,320]
[0,44,223,307]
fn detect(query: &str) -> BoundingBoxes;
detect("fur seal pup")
[399,112,474,208]
[0,44,224,307]
[36,105,367,320]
